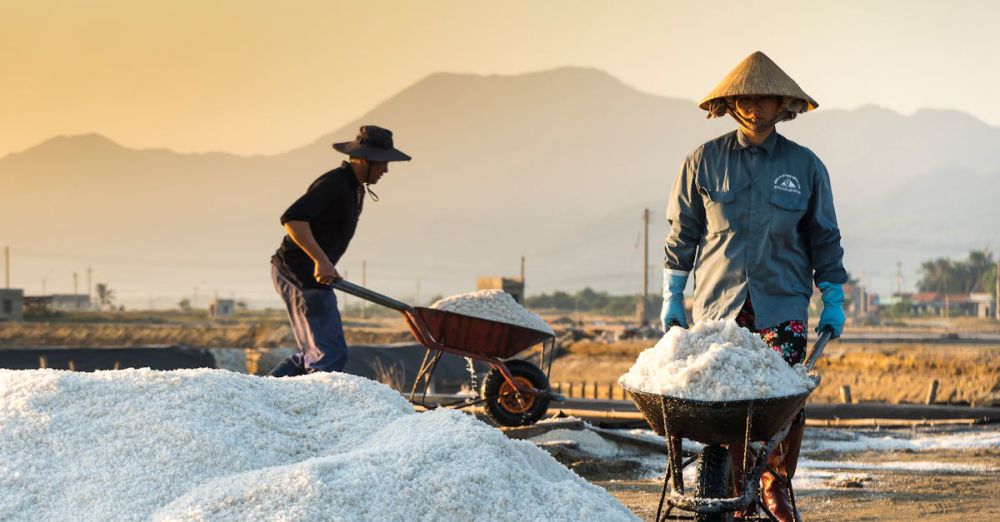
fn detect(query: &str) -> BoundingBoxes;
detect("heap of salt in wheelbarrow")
[619,319,816,401]
[431,289,554,334]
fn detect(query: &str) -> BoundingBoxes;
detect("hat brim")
[333,141,412,162]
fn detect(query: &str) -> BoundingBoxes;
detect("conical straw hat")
[699,51,817,115]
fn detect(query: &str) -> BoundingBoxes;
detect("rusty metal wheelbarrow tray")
[331,279,559,425]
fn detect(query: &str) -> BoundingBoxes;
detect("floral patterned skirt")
[735,296,807,365]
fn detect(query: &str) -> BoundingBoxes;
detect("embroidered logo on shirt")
[774,174,802,195]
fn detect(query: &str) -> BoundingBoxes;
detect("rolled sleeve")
[664,156,705,273]
[804,157,848,285]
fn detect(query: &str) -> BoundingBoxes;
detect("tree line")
[525,287,659,316]
[916,249,997,296]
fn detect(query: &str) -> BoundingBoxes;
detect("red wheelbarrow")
[331,279,561,426]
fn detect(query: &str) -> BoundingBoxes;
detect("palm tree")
[95,283,116,311]
[964,250,995,293]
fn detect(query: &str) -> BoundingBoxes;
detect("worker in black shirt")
[268,125,411,376]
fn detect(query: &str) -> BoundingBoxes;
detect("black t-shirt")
[272,162,364,289]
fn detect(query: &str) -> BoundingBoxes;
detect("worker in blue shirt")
[662,51,847,521]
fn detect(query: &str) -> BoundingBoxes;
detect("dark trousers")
[271,262,348,372]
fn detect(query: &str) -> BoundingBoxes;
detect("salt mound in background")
[154,409,636,521]
[618,320,815,401]
[431,289,554,335]
[0,369,635,522]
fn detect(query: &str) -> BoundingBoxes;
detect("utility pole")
[638,208,650,325]
[3,246,9,289]
[896,261,902,296]
[73,272,79,310]
[943,276,950,319]
[520,255,526,300]
[361,260,367,319]
[858,270,866,316]
[86,266,92,301]
[995,261,999,321]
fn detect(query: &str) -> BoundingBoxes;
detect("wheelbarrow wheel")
[480,359,550,427]
[695,444,734,522]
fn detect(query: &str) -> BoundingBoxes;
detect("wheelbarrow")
[621,328,834,522]
[331,279,561,426]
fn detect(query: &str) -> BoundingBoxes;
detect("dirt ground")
[551,341,1000,406]
[571,428,1000,521]
[604,470,1000,521]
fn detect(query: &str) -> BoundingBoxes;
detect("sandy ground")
[605,471,1000,521]
[551,341,1000,406]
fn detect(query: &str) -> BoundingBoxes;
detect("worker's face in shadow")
[733,96,781,131]
[365,161,389,184]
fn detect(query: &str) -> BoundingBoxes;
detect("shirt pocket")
[769,191,807,239]
[699,187,737,234]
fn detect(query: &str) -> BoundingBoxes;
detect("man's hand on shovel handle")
[314,259,341,285]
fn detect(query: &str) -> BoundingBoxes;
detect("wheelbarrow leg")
[730,401,757,518]
[408,348,442,406]
[655,396,686,522]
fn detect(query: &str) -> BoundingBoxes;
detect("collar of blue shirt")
[733,129,778,155]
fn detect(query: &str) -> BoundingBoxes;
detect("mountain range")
[2,67,998,306]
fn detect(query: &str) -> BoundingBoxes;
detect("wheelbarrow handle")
[330,279,414,313]
[803,328,834,371]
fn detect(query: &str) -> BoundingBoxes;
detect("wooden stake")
[926,379,940,405]
[840,385,853,404]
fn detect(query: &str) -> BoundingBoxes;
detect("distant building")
[209,298,235,320]
[0,289,24,321]
[970,293,994,319]
[906,292,983,317]
[476,276,525,304]
[47,294,94,312]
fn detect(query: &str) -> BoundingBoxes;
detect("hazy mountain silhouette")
[3,68,998,303]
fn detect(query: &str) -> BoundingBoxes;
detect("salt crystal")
[430,290,554,335]
[618,320,816,401]
[0,368,634,521]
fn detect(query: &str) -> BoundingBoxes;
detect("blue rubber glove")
[660,269,689,331]
[817,281,845,339]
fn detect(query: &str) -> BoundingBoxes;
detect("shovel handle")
[803,328,834,371]
[330,279,414,313]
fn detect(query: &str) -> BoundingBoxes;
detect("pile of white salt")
[0,369,635,522]
[431,289,554,335]
[618,320,815,401]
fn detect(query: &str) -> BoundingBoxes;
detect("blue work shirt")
[664,130,847,329]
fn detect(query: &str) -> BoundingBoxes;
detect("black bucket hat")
[333,125,412,162]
